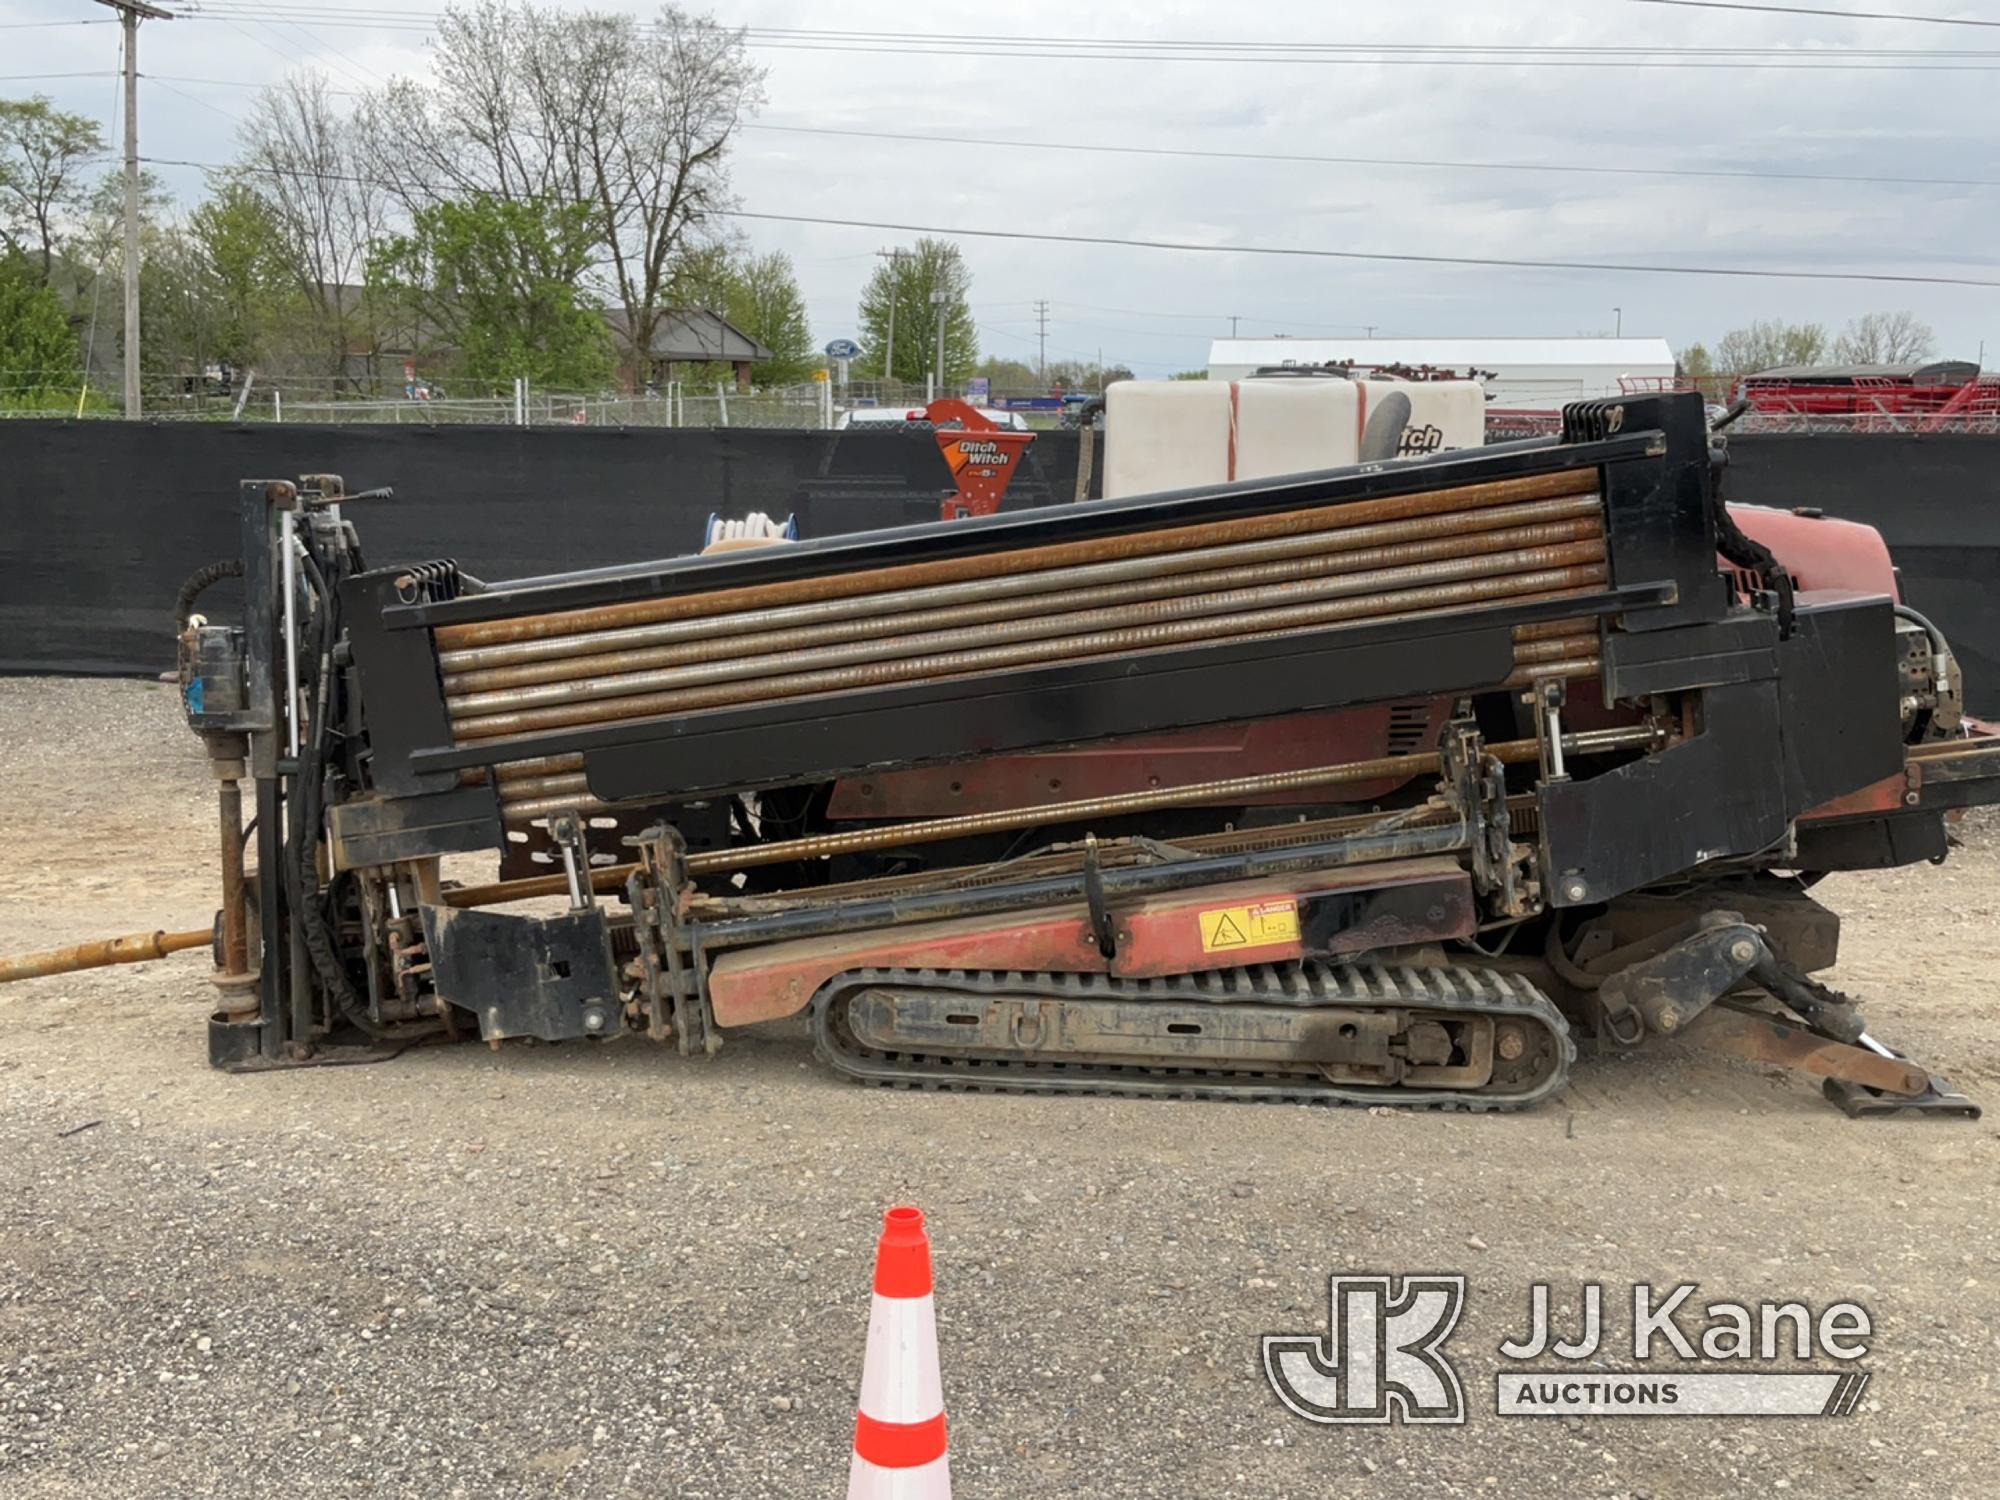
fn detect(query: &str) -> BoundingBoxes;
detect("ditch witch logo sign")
[1264,1277,1872,1425]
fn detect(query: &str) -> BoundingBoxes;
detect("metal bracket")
[1081,834,1117,960]
[627,824,718,1057]
[548,810,595,912]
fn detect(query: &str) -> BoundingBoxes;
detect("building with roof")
[1206,336,1678,410]
[604,307,774,392]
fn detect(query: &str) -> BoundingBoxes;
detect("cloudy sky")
[13,0,2000,375]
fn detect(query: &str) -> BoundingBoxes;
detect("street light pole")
[1614,307,1623,337]
[931,288,947,399]
[96,0,172,421]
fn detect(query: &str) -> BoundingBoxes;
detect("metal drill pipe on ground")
[487,633,1608,815]
[456,565,1610,744]
[440,498,1605,690]
[433,468,1604,655]
[448,537,1608,720]
[0,928,212,985]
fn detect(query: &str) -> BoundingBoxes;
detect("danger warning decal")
[1198,898,1302,954]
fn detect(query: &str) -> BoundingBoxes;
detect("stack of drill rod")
[430,469,1609,822]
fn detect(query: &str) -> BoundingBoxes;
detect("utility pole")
[97,0,171,421]
[1229,315,1239,338]
[1033,299,1050,379]
[876,248,906,385]
[930,288,948,399]
[1614,307,1623,337]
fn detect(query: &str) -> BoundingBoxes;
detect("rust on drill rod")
[439,503,1606,691]
[432,467,1604,654]
[0,928,213,985]
[454,564,1611,743]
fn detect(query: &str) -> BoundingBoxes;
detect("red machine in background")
[1735,361,2000,433]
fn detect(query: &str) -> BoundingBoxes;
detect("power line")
[1628,0,2000,25]
[728,209,2000,290]
[172,9,2000,65]
[111,86,2000,194]
[139,153,2000,291]
[746,121,2000,192]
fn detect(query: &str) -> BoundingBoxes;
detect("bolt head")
[583,1009,605,1033]
[1729,938,1758,965]
[1654,1005,1681,1032]
[1496,1028,1525,1061]
[1563,880,1588,903]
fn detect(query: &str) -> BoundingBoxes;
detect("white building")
[1206,336,1678,411]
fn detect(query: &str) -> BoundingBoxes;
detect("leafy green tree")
[0,251,82,406]
[1168,368,1209,380]
[724,249,815,384]
[368,192,612,388]
[1045,357,1134,391]
[1677,343,1713,380]
[0,96,104,285]
[187,183,293,367]
[857,238,978,386]
[971,355,1038,390]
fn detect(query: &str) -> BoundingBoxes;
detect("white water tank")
[1102,374,1484,499]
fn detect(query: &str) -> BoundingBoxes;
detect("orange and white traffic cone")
[848,1205,951,1499]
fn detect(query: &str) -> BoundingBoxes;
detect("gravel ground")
[2,677,1996,1499]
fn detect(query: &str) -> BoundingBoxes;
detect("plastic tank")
[1103,374,1483,498]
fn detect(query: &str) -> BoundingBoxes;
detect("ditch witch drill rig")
[176,393,1998,1114]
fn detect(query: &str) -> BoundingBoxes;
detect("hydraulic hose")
[174,558,244,628]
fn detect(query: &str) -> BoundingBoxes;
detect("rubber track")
[810,961,1574,1112]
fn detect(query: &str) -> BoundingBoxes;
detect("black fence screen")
[0,420,1990,715]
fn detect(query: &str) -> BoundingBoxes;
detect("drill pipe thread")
[440,499,1604,689]
[453,564,1610,743]
[447,537,1607,720]
[432,468,1604,655]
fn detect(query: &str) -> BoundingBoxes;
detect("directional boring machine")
[170,394,1997,1113]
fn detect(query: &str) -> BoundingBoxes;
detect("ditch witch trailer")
[170,393,1998,1113]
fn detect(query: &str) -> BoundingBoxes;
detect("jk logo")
[1263,1275,1467,1425]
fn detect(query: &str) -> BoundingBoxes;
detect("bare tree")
[360,3,764,381]
[0,96,105,285]
[1713,319,1828,375]
[1833,311,1936,365]
[238,72,391,387]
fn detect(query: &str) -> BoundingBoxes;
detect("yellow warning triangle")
[1210,913,1247,947]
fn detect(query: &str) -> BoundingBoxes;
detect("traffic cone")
[848,1205,951,1499]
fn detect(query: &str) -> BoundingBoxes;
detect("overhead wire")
[743,122,2000,192]
[136,153,2000,290]
[164,8,2000,65]
[1628,0,2000,24]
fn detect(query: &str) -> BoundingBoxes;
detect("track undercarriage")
[811,964,1573,1110]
